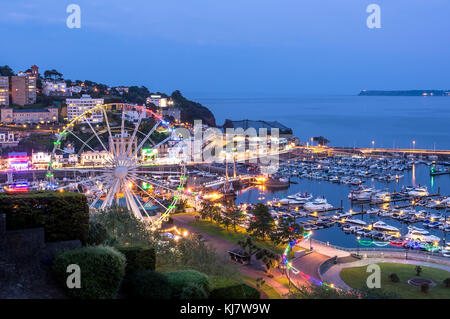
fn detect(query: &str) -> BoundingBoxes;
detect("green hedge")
[242,284,261,299]
[127,270,172,299]
[210,276,246,299]
[117,246,156,275]
[165,270,211,299]
[0,191,89,243]
[53,246,126,299]
[87,221,110,246]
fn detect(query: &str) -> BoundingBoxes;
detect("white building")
[66,94,104,123]
[0,132,19,147]
[32,152,51,169]
[80,150,112,166]
[146,95,171,107]
[43,80,71,96]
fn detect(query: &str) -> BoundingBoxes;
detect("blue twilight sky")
[0,0,449,97]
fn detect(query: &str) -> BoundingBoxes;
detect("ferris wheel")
[48,103,186,227]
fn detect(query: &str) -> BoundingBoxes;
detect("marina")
[235,154,450,251]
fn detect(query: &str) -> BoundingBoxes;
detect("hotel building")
[1,107,58,124]
[66,94,104,123]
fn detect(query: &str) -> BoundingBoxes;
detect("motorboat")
[407,186,429,197]
[348,187,376,201]
[304,197,334,212]
[372,221,399,232]
[345,218,366,226]
[407,226,429,235]
[370,191,391,204]
[404,231,440,243]
[295,193,313,203]
[333,211,353,220]
[366,208,379,215]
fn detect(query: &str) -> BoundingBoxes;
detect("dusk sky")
[1,0,449,97]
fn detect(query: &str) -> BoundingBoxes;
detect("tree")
[222,205,245,232]
[237,237,260,264]
[255,248,280,275]
[312,136,330,146]
[0,65,14,76]
[247,203,274,240]
[44,69,63,80]
[199,202,213,221]
[211,205,223,224]
[415,266,422,276]
[270,217,304,246]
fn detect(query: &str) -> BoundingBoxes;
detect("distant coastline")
[359,90,450,97]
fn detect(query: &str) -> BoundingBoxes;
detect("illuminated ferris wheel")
[48,103,186,227]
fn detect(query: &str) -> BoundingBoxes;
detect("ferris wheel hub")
[114,166,128,179]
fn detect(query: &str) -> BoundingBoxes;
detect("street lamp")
[309,231,313,251]
[356,236,361,257]
[371,140,375,149]
[412,140,416,151]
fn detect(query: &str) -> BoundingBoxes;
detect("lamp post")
[356,236,361,257]
[412,140,416,151]
[371,140,375,149]
[310,231,313,251]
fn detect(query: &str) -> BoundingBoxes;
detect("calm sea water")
[195,95,450,150]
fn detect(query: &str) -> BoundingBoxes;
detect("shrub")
[0,191,89,243]
[415,266,422,276]
[87,221,109,245]
[444,278,450,288]
[209,276,246,299]
[127,270,171,299]
[180,284,209,299]
[242,284,261,299]
[389,273,400,283]
[117,246,156,276]
[421,283,430,294]
[165,270,210,299]
[53,246,126,299]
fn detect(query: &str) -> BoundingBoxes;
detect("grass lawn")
[188,220,304,256]
[243,275,283,299]
[340,263,450,299]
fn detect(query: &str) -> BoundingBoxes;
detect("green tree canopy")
[247,203,274,240]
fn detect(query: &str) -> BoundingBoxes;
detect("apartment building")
[66,94,104,123]
[0,76,9,106]
[11,75,36,106]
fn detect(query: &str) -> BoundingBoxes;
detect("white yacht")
[333,211,353,220]
[407,226,429,235]
[405,230,440,243]
[372,221,399,232]
[295,193,313,203]
[407,186,429,197]
[304,198,334,212]
[370,191,391,204]
[348,187,376,201]
[345,218,367,226]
